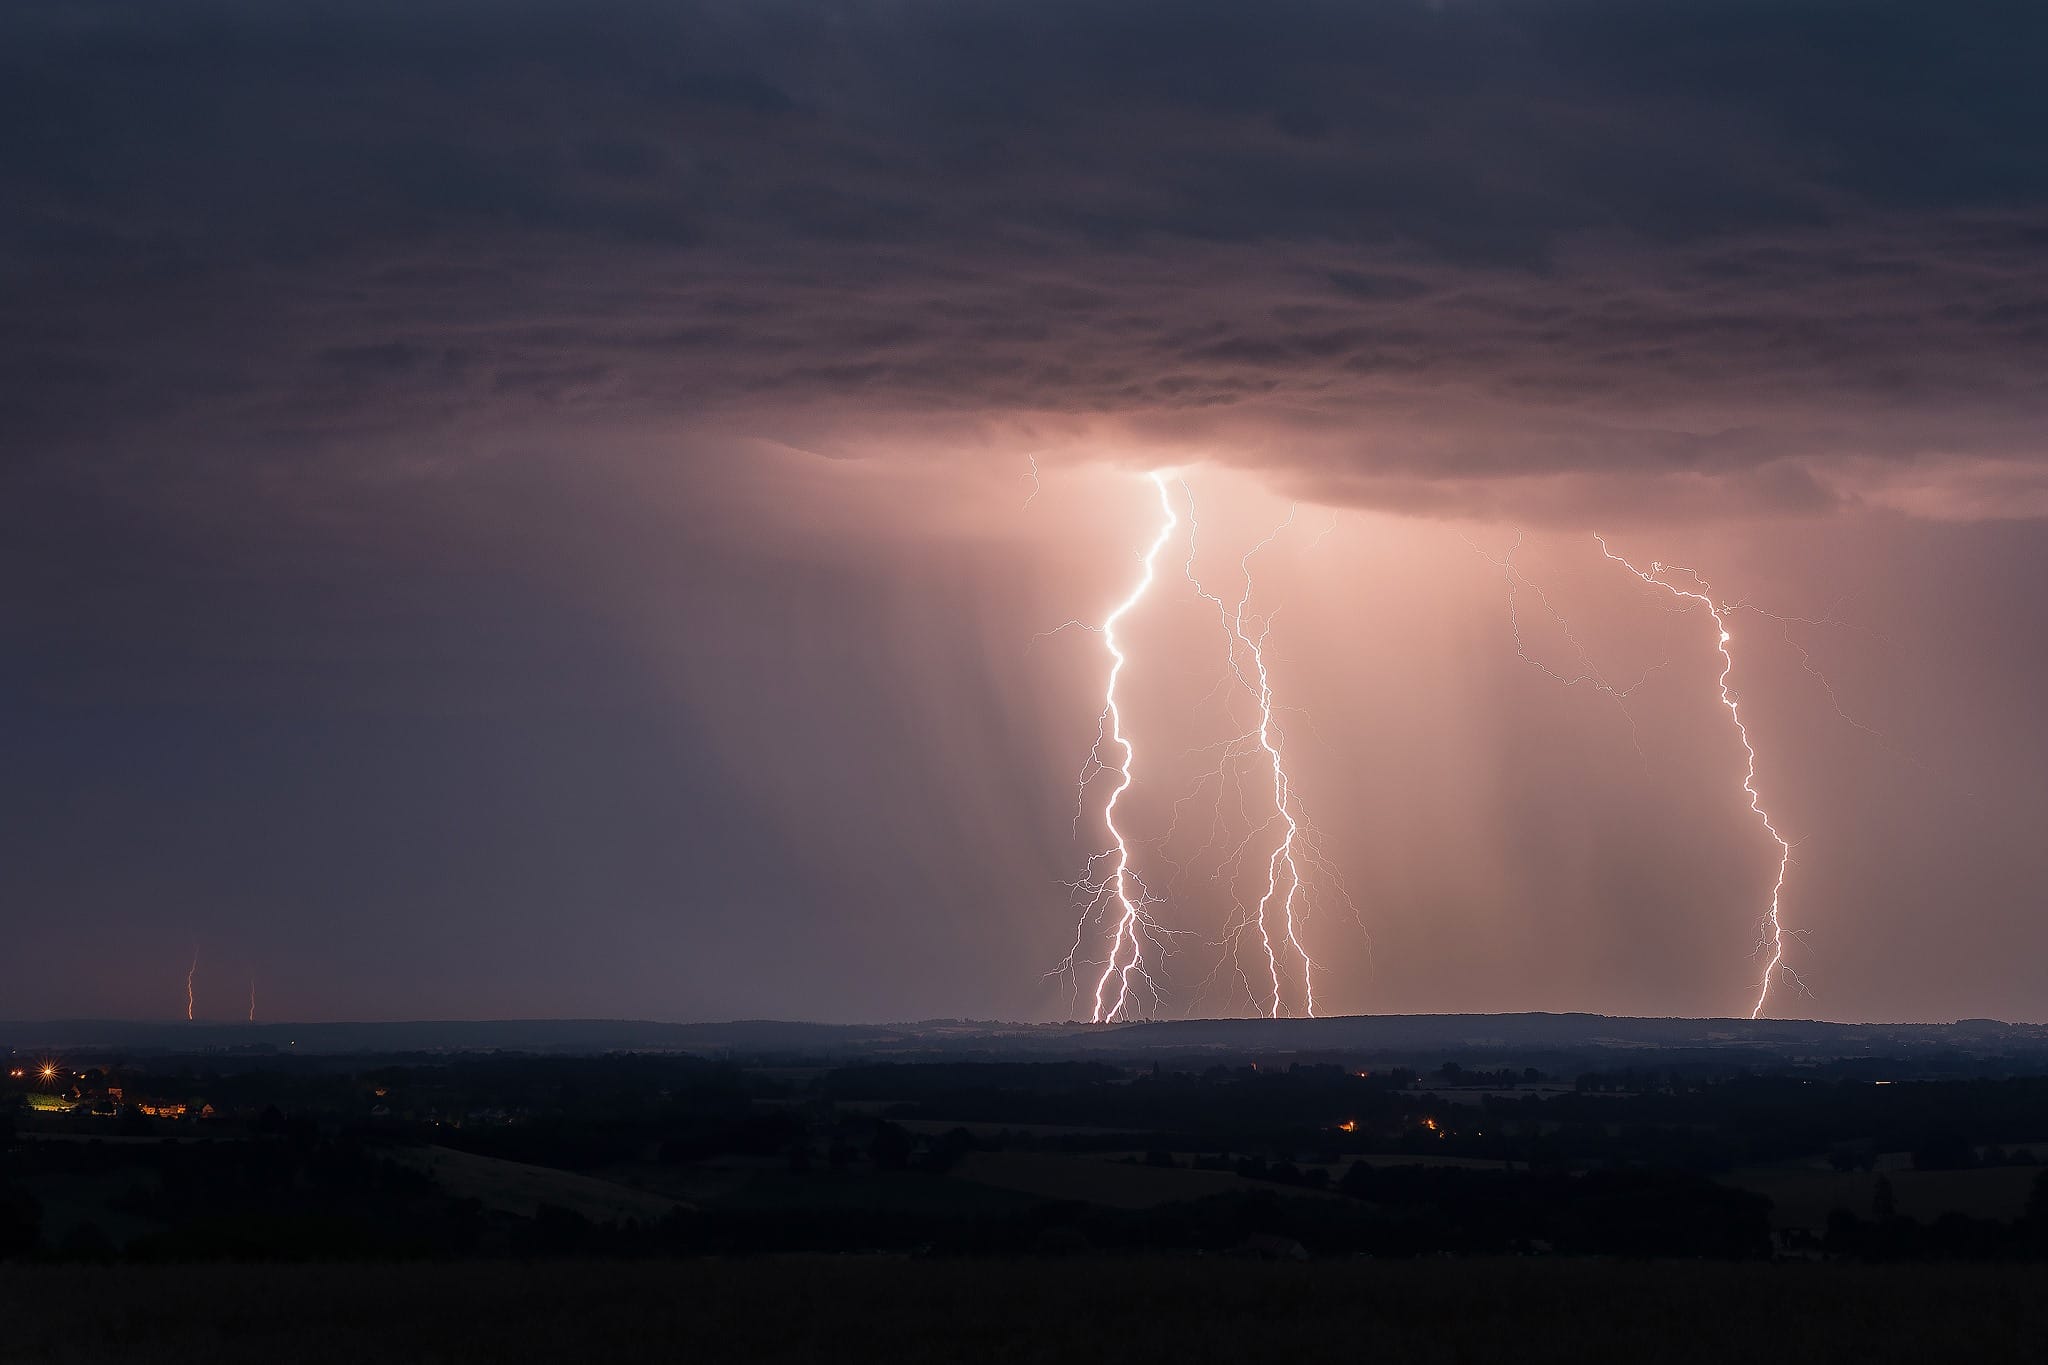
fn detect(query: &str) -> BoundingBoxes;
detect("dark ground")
[2,1257,2044,1365]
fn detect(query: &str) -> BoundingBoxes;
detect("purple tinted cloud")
[7,1,2048,515]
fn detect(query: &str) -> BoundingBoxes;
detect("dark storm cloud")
[7,0,2048,512]
[13,2,2048,1028]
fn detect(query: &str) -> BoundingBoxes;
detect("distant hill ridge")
[3,1012,2042,1058]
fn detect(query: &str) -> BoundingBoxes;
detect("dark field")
[10,1030,2048,1362]
[3,1257,2045,1365]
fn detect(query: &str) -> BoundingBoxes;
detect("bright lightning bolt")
[1595,537,1799,1019]
[1045,476,1353,1021]
[1233,516,1316,1017]
[185,948,198,1022]
[1056,471,1181,1023]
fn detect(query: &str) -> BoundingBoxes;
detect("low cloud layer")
[9,0,2048,516]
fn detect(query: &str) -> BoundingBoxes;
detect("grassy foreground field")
[2,1257,2044,1365]
[384,1145,689,1223]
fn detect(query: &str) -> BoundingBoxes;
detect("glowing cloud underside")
[1596,536,1799,1019]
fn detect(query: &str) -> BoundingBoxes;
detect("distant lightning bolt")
[186,948,198,1022]
[248,975,256,1024]
[1595,537,1799,1019]
[1056,471,1181,1022]
[1022,456,1041,510]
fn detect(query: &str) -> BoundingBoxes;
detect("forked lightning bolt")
[1178,494,1309,1014]
[1233,519,1316,1017]
[1055,471,1181,1022]
[1595,537,1799,1018]
[1036,469,1349,1020]
[1169,483,1359,1018]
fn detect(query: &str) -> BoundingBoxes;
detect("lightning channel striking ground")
[1596,537,1798,1018]
[1167,483,1358,1018]
[1056,471,1181,1022]
[1234,536,1317,1018]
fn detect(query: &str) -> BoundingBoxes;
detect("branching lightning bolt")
[1595,537,1801,1019]
[1055,471,1181,1022]
[1166,483,1359,1018]
[1234,521,1317,1016]
[1045,476,1353,1020]
[185,948,198,1022]
[1191,503,1313,1015]
[1724,599,1902,759]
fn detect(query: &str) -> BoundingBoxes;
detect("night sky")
[7,1,2048,1024]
